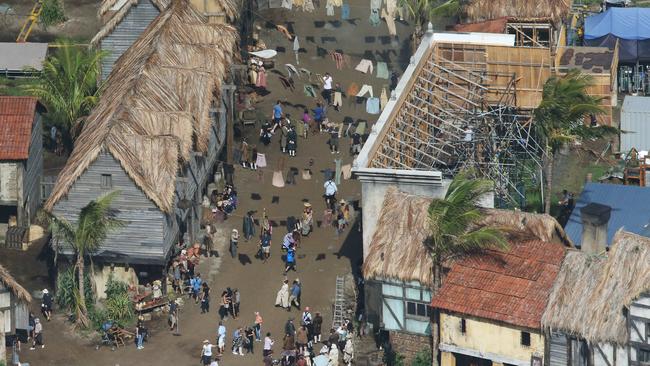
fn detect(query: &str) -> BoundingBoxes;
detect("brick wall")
[390,330,432,364]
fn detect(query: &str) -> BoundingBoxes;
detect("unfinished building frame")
[368,43,552,206]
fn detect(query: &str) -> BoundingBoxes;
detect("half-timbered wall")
[630,294,650,366]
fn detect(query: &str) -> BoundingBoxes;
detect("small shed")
[0,265,31,339]
[620,95,650,153]
[0,43,48,77]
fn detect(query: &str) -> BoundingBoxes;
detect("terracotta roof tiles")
[0,97,39,160]
[430,240,565,329]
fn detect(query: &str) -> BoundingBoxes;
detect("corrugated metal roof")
[620,95,650,152]
[622,95,650,114]
[564,183,650,247]
[0,43,48,72]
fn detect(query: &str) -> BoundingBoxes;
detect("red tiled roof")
[0,97,39,160]
[453,17,509,33]
[430,240,565,329]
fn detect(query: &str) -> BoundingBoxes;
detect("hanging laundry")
[326,2,334,15]
[342,164,352,179]
[341,3,350,20]
[294,0,305,7]
[381,8,397,36]
[376,61,389,79]
[256,66,267,88]
[356,84,374,98]
[366,97,380,114]
[272,171,285,187]
[304,85,317,98]
[256,153,267,168]
[293,37,300,52]
[329,51,348,70]
[380,87,388,110]
[369,8,380,26]
[386,0,397,16]
[370,0,382,9]
[303,0,315,12]
[355,59,374,74]
[285,63,299,78]
[335,158,342,185]
[281,0,293,10]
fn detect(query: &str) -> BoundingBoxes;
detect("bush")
[55,267,93,313]
[40,0,67,29]
[412,348,432,366]
[103,275,134,326]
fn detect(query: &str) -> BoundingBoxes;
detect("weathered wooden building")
[542,230,650,366]
[92,0,238,80]
[0,265,31,343]
[45,0,239,288]
[361,187,572,362]
[0,96,44,227]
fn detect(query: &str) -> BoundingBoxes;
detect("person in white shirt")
[201,340,215,365]
[263,332,274,356]
[323,72,333,105]
[323,179,337,210]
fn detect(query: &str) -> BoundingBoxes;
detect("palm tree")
[427,173,508,366]
[399,0,460,27]
[24,39,104,152]
[42,191,123,327]
[534,69,611,214]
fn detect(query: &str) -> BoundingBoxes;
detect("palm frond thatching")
[460,0,570,24]
[45,0,239,214]
[362,187,572,286]
[0,265,32,303]
[542,230,650,345]
[94,0,238,45]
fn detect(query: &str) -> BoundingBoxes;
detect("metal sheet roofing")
[564,182,650,247]
[0,43,48,72]
[622,95,650,114]
[0,97,40,160]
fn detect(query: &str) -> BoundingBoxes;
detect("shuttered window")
[101,174,112,190]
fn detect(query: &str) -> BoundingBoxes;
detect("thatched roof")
[45,0,238,214]
[460,0,570,24]
[93,0,238,46]
[0,265,32,303]
[362,187,572,287]
[542,230,650,345]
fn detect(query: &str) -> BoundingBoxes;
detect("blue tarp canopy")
[584,8,650,62]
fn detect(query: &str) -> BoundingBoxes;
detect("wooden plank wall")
[23,112,43,226]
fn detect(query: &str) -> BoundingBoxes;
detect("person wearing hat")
[201,339,216,365]
[230,229,239,258]
[301,307,313,344]
[312,311,323,343]
[300,202,313,236]
[41,289,53,321]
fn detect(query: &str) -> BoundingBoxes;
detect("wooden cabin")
[361,187,572,363]
[0,97,44,229]
[45,0,238,291]
[542,231,650,366]
[92,0,238,80]
[0,265,32,343]
[431,240,565,366]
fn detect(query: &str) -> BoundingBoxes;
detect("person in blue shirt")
[284,247,296,275]
[272,100,283,130]
[288,279,301,310]
[313,103,324,132]
[191,274,203,304]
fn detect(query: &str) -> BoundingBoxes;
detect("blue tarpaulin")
[584,8,650,62]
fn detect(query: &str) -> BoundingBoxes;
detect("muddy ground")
[2,0,415,364]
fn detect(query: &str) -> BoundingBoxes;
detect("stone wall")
[390,330,432,364]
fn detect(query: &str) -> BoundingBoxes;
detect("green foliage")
[428,171,509,266]
[399,0,459,26]
[412,348,432,366]
[40,0,67,29]
[23,39,105,151]
[534,69,609,153]
[104,275,134,324]
[0,77,40,96]
[55,267,93,312]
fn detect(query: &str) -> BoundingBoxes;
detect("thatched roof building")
[0,265,32,304]
[93,0,238,46]
[460,0,570,25]
[45,0,238,214]
[362,187,572,287]
[542,230,650,345]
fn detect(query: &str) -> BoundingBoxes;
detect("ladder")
[17,0,43,43]
[332,275,345,328]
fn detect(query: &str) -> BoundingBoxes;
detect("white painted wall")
[0,162,18,202]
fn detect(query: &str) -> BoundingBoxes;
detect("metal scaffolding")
[370,44,547,207]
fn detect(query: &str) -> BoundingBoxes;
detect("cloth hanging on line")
[293,37,300,52]
[335,158,342,185]
[369,8,380,26]
[356,84,374,98]
[342,164,352,180]
[341,3,350,19]
[326,3,334,16]
[256,67,267,88]
[386,0,397,16]
[285,63,299,78]
[329,51,347,70]
[272,171,285,187]
[333,91,343,107]
[370,0,382,9]
[376,61,389,79]
[381,8,397,36]
[302,169,312,180]
[294,0,305,6]
[302,0,315,11]
[304,85,317,97]
[380,87,388,110]
[281,0,293,10]
[355,59,373,74]
[366,97,380,114]
[255,153,267,168]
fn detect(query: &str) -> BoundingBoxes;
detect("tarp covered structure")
[584,8,650,63]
